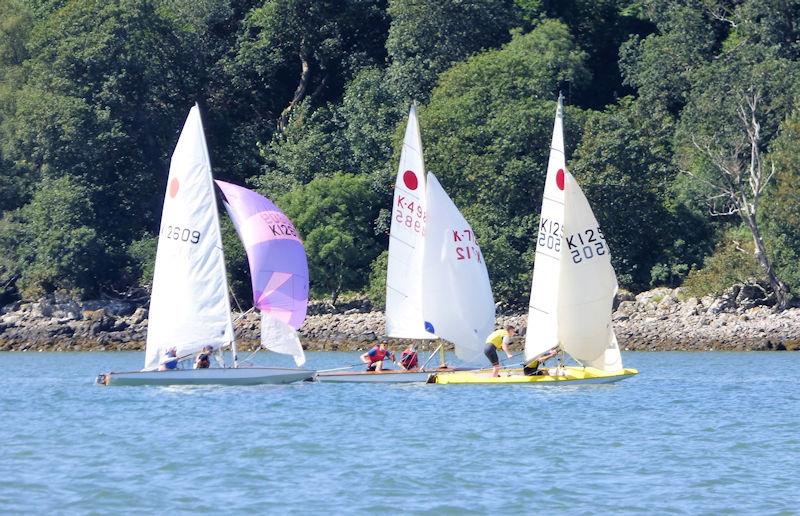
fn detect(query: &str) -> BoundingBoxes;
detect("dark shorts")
[484,344,499,366]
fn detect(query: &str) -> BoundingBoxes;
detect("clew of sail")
[421,173,495,364]
[525,97,567,363]
[144,105,234,371]
[215,180,309,366]
[385,105,435,339]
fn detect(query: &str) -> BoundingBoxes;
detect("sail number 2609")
[164,225,201,244]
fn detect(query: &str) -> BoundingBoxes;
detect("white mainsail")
[421,173,495,363]
[525,96,567,362]
[385,105,435,339]
[144,105,234,371]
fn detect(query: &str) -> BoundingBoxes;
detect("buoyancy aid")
[486,329,509,350]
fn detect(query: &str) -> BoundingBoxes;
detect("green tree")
[676,44,799,309]
[7,176,105,298]
[619,2,722,118]
[228,0,389,133]
[278,173,382,304]
[386,0,517,103]
[570,98,711,289]
[419,20,589,304]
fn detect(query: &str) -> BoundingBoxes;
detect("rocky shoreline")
[1,285,799,352]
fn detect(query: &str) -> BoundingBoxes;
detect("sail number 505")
[164,225,201,244]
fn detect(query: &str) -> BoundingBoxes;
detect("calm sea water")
[0,351,798,514]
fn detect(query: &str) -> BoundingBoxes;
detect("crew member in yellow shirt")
[484,325,515,377]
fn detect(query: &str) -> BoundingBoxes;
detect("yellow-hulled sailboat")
[432,95,638,385]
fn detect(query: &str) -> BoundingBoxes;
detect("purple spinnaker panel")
[215,180,309,330]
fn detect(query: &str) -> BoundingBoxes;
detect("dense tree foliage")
[1,0,799,309]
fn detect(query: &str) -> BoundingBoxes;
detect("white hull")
[97,367,314,386]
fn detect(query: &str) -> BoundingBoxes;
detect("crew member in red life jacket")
[361,340,396,372]
[399,344,419,370]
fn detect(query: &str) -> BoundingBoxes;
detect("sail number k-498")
[394,195,426,235]
[164,225,201,244]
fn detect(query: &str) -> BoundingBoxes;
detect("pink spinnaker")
[215,180,309,330]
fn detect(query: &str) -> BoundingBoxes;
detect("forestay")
[385,105,435,339]
[216,181,309,366]
[144,106,233,371]
[421,173,495,364]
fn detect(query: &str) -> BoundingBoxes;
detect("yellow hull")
[432,366,638,385]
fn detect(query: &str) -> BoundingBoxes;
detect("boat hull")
[432,366,638,385]
[97,367,315,386]
[315,369,435,383]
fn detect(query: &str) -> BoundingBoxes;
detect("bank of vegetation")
[1,0,799,311]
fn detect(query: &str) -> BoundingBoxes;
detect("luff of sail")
[525,96,566,362]
[385,105,435,339]
[421,173,495,363]
[215,180,308,366]
[144,105,234,371]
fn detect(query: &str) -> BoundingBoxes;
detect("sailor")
[484,325,515,377]
[158,347,179,371]
[194,345,213,369]
[399,344,419,370]
[523,346,559,376]
[361,340,396,372]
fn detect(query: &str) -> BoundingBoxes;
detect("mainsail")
[385,105,435,339]
[144,105,234,371]
[525,95,623,372]
[216,181,308,366]
[421,173,495,363]
[525,96,566,362]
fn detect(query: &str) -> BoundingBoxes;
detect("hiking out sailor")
[523,346,559,376]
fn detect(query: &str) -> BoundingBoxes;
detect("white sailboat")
[317,107,495,383]
[97,105,314,386]
[434,95,638,385]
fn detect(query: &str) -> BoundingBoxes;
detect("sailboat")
[97,105,314,386]
[316,106,495,383]
[433,95,638,385]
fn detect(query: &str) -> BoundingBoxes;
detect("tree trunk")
[742,212,790,310]
[277,52,310,133]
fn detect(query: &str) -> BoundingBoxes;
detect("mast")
[196,103,237,368]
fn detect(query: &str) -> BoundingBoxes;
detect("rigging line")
[419,342,443,371]
[229,285,244,313]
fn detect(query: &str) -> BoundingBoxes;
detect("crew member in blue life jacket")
[361,340,396,372]
[158,346,179,371]
[399,344,419,370]
[484,325,515,377]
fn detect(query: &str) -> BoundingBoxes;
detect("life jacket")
[486,329,509,350]
[368,347,391,363]
[400,349,418,369]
